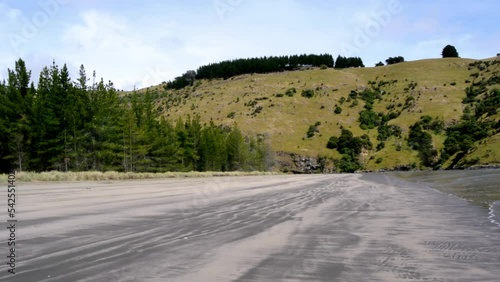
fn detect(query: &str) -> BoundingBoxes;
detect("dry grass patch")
[0,171,280,183]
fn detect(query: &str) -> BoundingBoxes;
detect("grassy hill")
[134,57,500,171]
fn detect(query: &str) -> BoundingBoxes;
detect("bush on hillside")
[301,89,315,98]
[385,56,405,65]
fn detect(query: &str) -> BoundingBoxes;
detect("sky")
[0,0,499,90]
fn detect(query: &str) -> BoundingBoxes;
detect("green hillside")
[139,57,500,171]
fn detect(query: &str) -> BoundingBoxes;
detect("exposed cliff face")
[275,151,500,173]
[275,151,335,174]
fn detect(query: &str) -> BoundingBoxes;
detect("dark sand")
[1,174,499,281]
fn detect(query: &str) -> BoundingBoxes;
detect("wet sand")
[1,174,499,281]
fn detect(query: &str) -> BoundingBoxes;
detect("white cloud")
[60,10,178,90]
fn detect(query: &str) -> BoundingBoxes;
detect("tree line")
[334,55,364,68]
[166,54,364,89]
[196,54,335,80]
[166,54,366,89]
[0,59,272,173]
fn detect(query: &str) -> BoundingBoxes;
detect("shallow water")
[381,169,500,227]
[490,201,500,227]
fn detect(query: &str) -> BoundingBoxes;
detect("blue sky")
[1,0,499,90]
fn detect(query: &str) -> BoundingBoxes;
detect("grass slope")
[136,57,499,170]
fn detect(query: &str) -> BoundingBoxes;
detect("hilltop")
[136,57,500,172]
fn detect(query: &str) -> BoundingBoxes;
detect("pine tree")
[4,59,33,171]
[199,121,227,171]
[0,81,13,172]
[59,64,75,171]
[185,114,202,170]
[226,124,248,171]
[174,117,197,171]
[122,103,151,172]
[31,66,57,171]
[68,65,92,171]
[85,78,124,171]
[122,91,153,172]
[150,118,180,172]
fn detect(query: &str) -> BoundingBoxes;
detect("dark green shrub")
[350,99,359,108]
[376,142,385,151]
[359,110,380,129]
[430,120,445,134]
[306,122,322,138]
[336,154,362,172]
[388,111,400,120]
[301,89,315,98]
[385,56,405,65]
[285,88,296,97]
[252,106,263,115]
[246,100,258,107]
[327,136,339,149]
[360,134,373,150]
[403,96,415,109]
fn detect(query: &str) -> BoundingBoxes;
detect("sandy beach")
[1,174,499,281]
